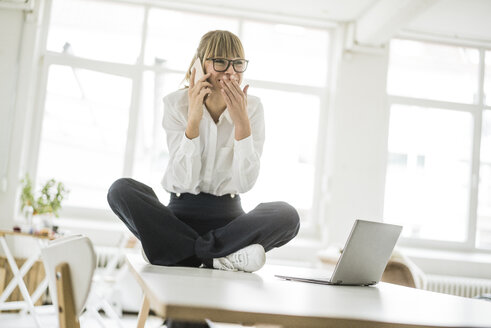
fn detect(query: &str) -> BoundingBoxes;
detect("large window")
[37,66,132,209]
[384,105,473,242]
[385,39,491,250]
[34,0,330,231]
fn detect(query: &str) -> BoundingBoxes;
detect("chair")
[382,248,427,289]
[41,235,97,328]
[317,246,427,289]
[89,232,130,327]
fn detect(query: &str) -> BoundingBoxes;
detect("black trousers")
[107,178,300,267]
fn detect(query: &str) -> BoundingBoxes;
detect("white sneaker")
[213,244,266,273]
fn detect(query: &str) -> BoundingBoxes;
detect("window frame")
[386,37,491,252]
[29,0,333,240]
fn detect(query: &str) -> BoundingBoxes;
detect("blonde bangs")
[184,30,245,85]
[202,32,244,60]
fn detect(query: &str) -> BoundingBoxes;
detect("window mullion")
[44,52,136,78]
[468,111,482,249]
[26,0,53,184]
[246,79,323,95]
[311,90,329,238]
[138,6,149,67]
[122,75,142,178]
[27,61,50,184]
[387,95,480,113]
[122,7,149,177]
[237,17,244,39]
[467,48,486,249]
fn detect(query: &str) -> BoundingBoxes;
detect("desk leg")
[137,295,150,328]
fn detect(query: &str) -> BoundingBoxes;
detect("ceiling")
[194,0,380,22]
[176,0,491,43]
[406,0,491,42]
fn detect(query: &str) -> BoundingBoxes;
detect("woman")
[107,30,300,274]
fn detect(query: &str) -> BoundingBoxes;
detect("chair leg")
[137,295,150,328]
[56,262,80,328]
[83,303,106,328]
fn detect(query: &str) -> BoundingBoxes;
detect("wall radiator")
[95,246,126,270]
[425,274,491,298]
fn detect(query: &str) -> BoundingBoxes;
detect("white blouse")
[161,89,265,196]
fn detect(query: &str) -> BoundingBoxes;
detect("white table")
[126,254,491,328]
[0,230,54,328]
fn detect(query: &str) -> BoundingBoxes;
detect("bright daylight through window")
[36,0,330,228]
[385,39,491,250]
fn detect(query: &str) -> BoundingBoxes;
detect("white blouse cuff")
[181,132,200,156]
[233,135,255,158]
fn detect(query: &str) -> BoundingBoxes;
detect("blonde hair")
[184,30,245,86]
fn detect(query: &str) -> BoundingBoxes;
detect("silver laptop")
[275,219,402,286]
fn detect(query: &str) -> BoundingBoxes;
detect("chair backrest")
[41,235,97,316]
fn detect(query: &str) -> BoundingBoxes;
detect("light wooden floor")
[0,312,249,328]
[0,312,165,328]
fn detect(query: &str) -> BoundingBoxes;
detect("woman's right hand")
[186,69,212,139]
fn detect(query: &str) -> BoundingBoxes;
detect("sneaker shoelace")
[217,252,247,271]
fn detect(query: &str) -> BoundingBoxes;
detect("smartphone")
[191,57,204,84]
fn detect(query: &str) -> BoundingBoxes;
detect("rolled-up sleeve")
[162,96,202,192]
[231,101,265,193]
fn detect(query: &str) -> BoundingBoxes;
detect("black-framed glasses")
[206,58,249,73]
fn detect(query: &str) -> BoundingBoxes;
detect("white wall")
[0,4,45,229]
[0,9,25,229]
[407,0,491,41]
[323,49,390,247]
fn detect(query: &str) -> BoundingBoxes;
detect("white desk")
[126,254,491,328]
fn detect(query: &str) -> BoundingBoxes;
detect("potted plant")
[19,174,69,233]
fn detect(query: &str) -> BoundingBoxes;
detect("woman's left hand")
[220,76,251,140]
